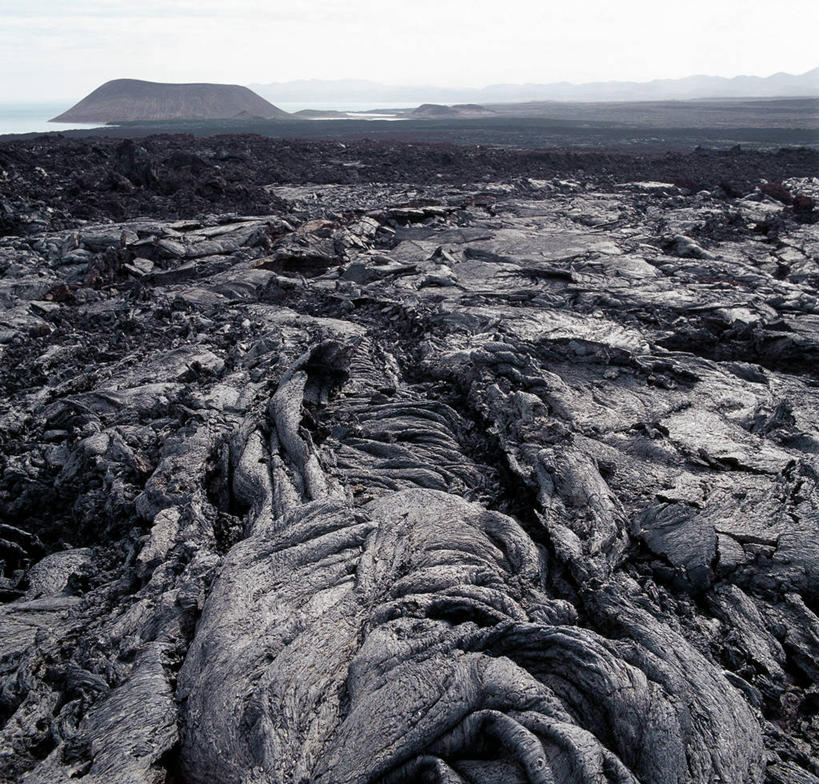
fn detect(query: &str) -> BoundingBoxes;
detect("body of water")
[0,101,414,136]
[0,102,106,136]
[275,101,411,114]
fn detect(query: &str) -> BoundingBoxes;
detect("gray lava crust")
[1,142,818,783]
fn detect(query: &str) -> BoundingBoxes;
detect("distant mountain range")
[250,68,819,105]
[52,79,287,123]
[47,70,819,128]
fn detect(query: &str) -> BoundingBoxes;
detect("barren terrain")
[0,136,818,783]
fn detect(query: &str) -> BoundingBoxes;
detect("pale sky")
[1,0,817,101]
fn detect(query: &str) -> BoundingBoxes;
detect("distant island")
[411,103,496,118]
[51,79,288,123]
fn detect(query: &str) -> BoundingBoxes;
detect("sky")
[0,0,817,101]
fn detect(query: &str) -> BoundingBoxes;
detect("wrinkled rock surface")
[1,138,818,783]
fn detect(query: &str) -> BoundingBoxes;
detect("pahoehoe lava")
[0,135,818,784]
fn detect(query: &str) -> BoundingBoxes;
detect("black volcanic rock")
[0,136,818,784]
[113,139,157,187]
[51,79,289,123]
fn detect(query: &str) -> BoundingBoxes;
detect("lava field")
[0,136,818,783]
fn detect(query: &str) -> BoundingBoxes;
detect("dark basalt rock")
[0,136,818,784]
[113,140,158,188]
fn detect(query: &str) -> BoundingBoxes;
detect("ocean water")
[275,101,412,113]
[0,102,106,137]
[0,101,413,136]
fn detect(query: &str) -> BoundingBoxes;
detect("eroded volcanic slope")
[51,79,287,123]
[0,136,818,784]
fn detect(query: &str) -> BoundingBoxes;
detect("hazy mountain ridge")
[250,68,819,105]
[52,79,288,123]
